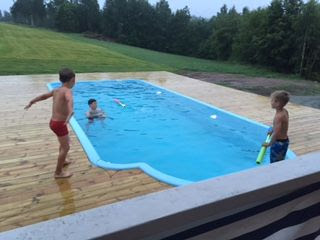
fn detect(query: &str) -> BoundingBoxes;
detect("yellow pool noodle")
[256,134,272,164]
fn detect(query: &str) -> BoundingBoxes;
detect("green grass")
[0,23,164,75]
[0,22,299,79]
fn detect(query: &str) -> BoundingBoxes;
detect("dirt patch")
[180,72,320,109]
[290,96,320,109]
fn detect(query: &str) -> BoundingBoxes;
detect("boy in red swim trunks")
[25,68,76,178]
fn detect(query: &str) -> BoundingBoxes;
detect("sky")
[0,0,272,18]
[146,0,272,18]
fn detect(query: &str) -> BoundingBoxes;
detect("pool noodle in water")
[256,133,272,164]
[114,98,126,107]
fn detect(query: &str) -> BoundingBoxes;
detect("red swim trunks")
[49,119,68,137]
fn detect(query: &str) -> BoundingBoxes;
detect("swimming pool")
[48,80,295,186]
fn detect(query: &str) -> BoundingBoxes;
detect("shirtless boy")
[263,90,290,163]
[25,68,76,178]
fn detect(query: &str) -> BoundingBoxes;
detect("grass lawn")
[0,23,165,75]
[0,23,298,79]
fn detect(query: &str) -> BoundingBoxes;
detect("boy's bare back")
[52,87,73,122]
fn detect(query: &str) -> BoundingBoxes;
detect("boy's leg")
[59,144,71,165]
[55,135,72,178]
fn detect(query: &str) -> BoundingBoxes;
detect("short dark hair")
[59,68,75,83]
[88,98,96,105]
[271,90,290,106]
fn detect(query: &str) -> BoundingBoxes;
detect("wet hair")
[88,99,96,105]
[271,90,290,106]
[59,68,75,83]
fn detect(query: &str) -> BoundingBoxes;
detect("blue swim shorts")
[270,139,289,163]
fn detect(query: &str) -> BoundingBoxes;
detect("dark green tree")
[45,0,67,28]
[11,0,45,26]
[167,7,191,54]
[45,0,57,28]
[297,0,320,80]
[125,0,157,47]
[11,0,32,24]
[102,0,127,38]
[3,11,12,21]
[232,8,268,63]
[280,0,303,72]
[33,0,46,25]
[55,1,80,32]
[204,5,240,60]
[153,0,172,51]
[77,0,101,32]
[188,17,212,57]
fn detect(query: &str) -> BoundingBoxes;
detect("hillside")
[0,23,292,78]
[0,23,165,75]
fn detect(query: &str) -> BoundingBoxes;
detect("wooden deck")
[1,71,320,233]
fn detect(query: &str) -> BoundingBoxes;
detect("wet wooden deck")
[1,71,320,232]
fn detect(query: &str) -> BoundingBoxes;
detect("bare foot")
[54,171,73,179]
[64,160,72,166]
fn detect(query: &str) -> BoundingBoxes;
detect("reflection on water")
[55,179,75,217]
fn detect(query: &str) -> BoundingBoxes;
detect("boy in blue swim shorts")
[263,90,290,163]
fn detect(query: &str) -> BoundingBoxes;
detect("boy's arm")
[99,108,106,117]
[64,90,74,124]
[25,91,53,110]
[264,115,282,147]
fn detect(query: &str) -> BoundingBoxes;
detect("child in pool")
[86,98,106,120]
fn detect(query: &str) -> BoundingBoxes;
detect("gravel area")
[180,72,320,109]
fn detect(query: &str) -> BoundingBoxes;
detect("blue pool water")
[48,80,295,186]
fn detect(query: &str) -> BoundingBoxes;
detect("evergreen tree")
[167,7,191,54]
[125,0,156,47]
[153,0,172,51]
[102,0,127,38]
[78,0,101,32]
[232,8,268,63]
[3,11,12,22]
[281,0,303,72]
[297,0,320,79]
[11,0,32,24]
[45,1,57,28]
[55,1,80,32]
[188,17,212,57]
[204,5,240,60]
[11,0,45,26]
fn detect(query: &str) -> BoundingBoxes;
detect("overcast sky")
[0,0,272,18]
[146,0,272,18]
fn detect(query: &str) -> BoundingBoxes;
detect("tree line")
[4,0,320,80]
[0,10,12,22]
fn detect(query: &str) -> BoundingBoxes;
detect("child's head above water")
[271,90,290,109]
[87,98,105,119]
[88,98,97,110]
